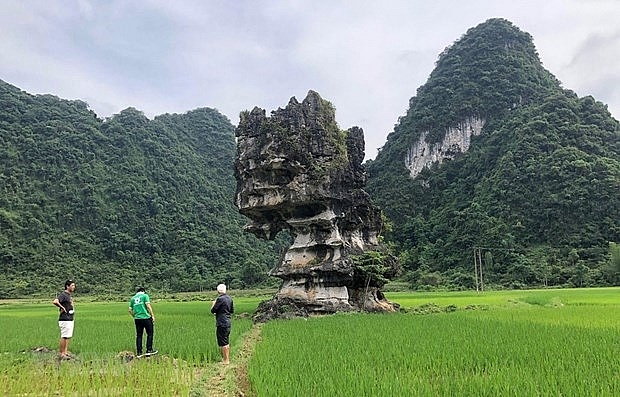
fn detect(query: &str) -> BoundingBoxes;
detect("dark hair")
[65,279,75,289]
[137,287,145,293]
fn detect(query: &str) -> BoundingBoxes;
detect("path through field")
[202,323,262,396]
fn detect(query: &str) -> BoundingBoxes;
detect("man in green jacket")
[128,287,157,357]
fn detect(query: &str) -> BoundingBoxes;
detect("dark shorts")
[216,326,231,347]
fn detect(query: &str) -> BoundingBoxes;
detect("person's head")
[136,287,145,293]
[216,284,227,295]
[65,279,76,292]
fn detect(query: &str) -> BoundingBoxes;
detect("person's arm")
[145,302,155,322]
[53,297,66,312]
[211,298,220,314]
[128,307,134,317]
[230,299,234,314]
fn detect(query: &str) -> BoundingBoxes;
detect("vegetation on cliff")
[366,18,620,289]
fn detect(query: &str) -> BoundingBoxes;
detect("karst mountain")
[1,18,619,296]
[366,18,620,289]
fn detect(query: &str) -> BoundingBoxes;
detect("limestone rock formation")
[234,91,399,320]
[405,117,485,178]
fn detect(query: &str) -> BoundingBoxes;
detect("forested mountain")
[0,80,283,297]
[2,18,619,297]
[366,18,620,289]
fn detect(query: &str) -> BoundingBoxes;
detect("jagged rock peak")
[234,91,399,319]
[235,91,367,228]
[237,90,344,162]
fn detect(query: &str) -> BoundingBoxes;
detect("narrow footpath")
[198,323,263,397]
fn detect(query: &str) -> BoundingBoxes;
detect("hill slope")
[366,18,620,289]
[0,80,282,296]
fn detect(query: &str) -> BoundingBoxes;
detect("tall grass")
[385,286,620,308]
[249,289,620,396]
[2,352,197,396]
[0,295,260,396]
[4,288,620,396]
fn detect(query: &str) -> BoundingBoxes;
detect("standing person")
[52,279,76,360]
[128,287,157,358]
[211,283,234,365]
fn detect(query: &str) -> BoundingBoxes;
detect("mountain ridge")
[0,79,281,296]
[366,18,620,289]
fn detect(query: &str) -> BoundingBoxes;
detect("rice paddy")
[0,296,256,396]
[2,287,620,396]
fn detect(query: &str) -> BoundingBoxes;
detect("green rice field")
[0,295,256,396]
[2,287,620,396]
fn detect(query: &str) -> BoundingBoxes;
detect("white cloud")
[1,0,619,159]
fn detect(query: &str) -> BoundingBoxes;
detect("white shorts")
[59,321,74,338]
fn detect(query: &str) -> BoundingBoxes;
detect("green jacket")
[129,292,151,319]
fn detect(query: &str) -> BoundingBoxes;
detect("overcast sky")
[2,1,619,160]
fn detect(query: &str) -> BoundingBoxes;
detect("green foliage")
[351,250,396,287]
[366,19,620,290]
[610,242,620,272]
[0,80,281,296]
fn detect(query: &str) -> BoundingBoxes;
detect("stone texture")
[405,117,485,178]
[234,91,398,320]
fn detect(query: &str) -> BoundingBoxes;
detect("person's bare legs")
[59,338,70,357]
[221,345,230,365]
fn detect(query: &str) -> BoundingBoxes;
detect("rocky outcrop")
[405,117,485,178]
[234,91,399,320]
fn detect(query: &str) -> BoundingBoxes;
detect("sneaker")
[136,353,143,358]
[145,350,158,356]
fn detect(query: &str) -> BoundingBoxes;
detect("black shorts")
[216,326,231,347]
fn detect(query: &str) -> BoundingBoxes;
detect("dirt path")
[199,323,263,397]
